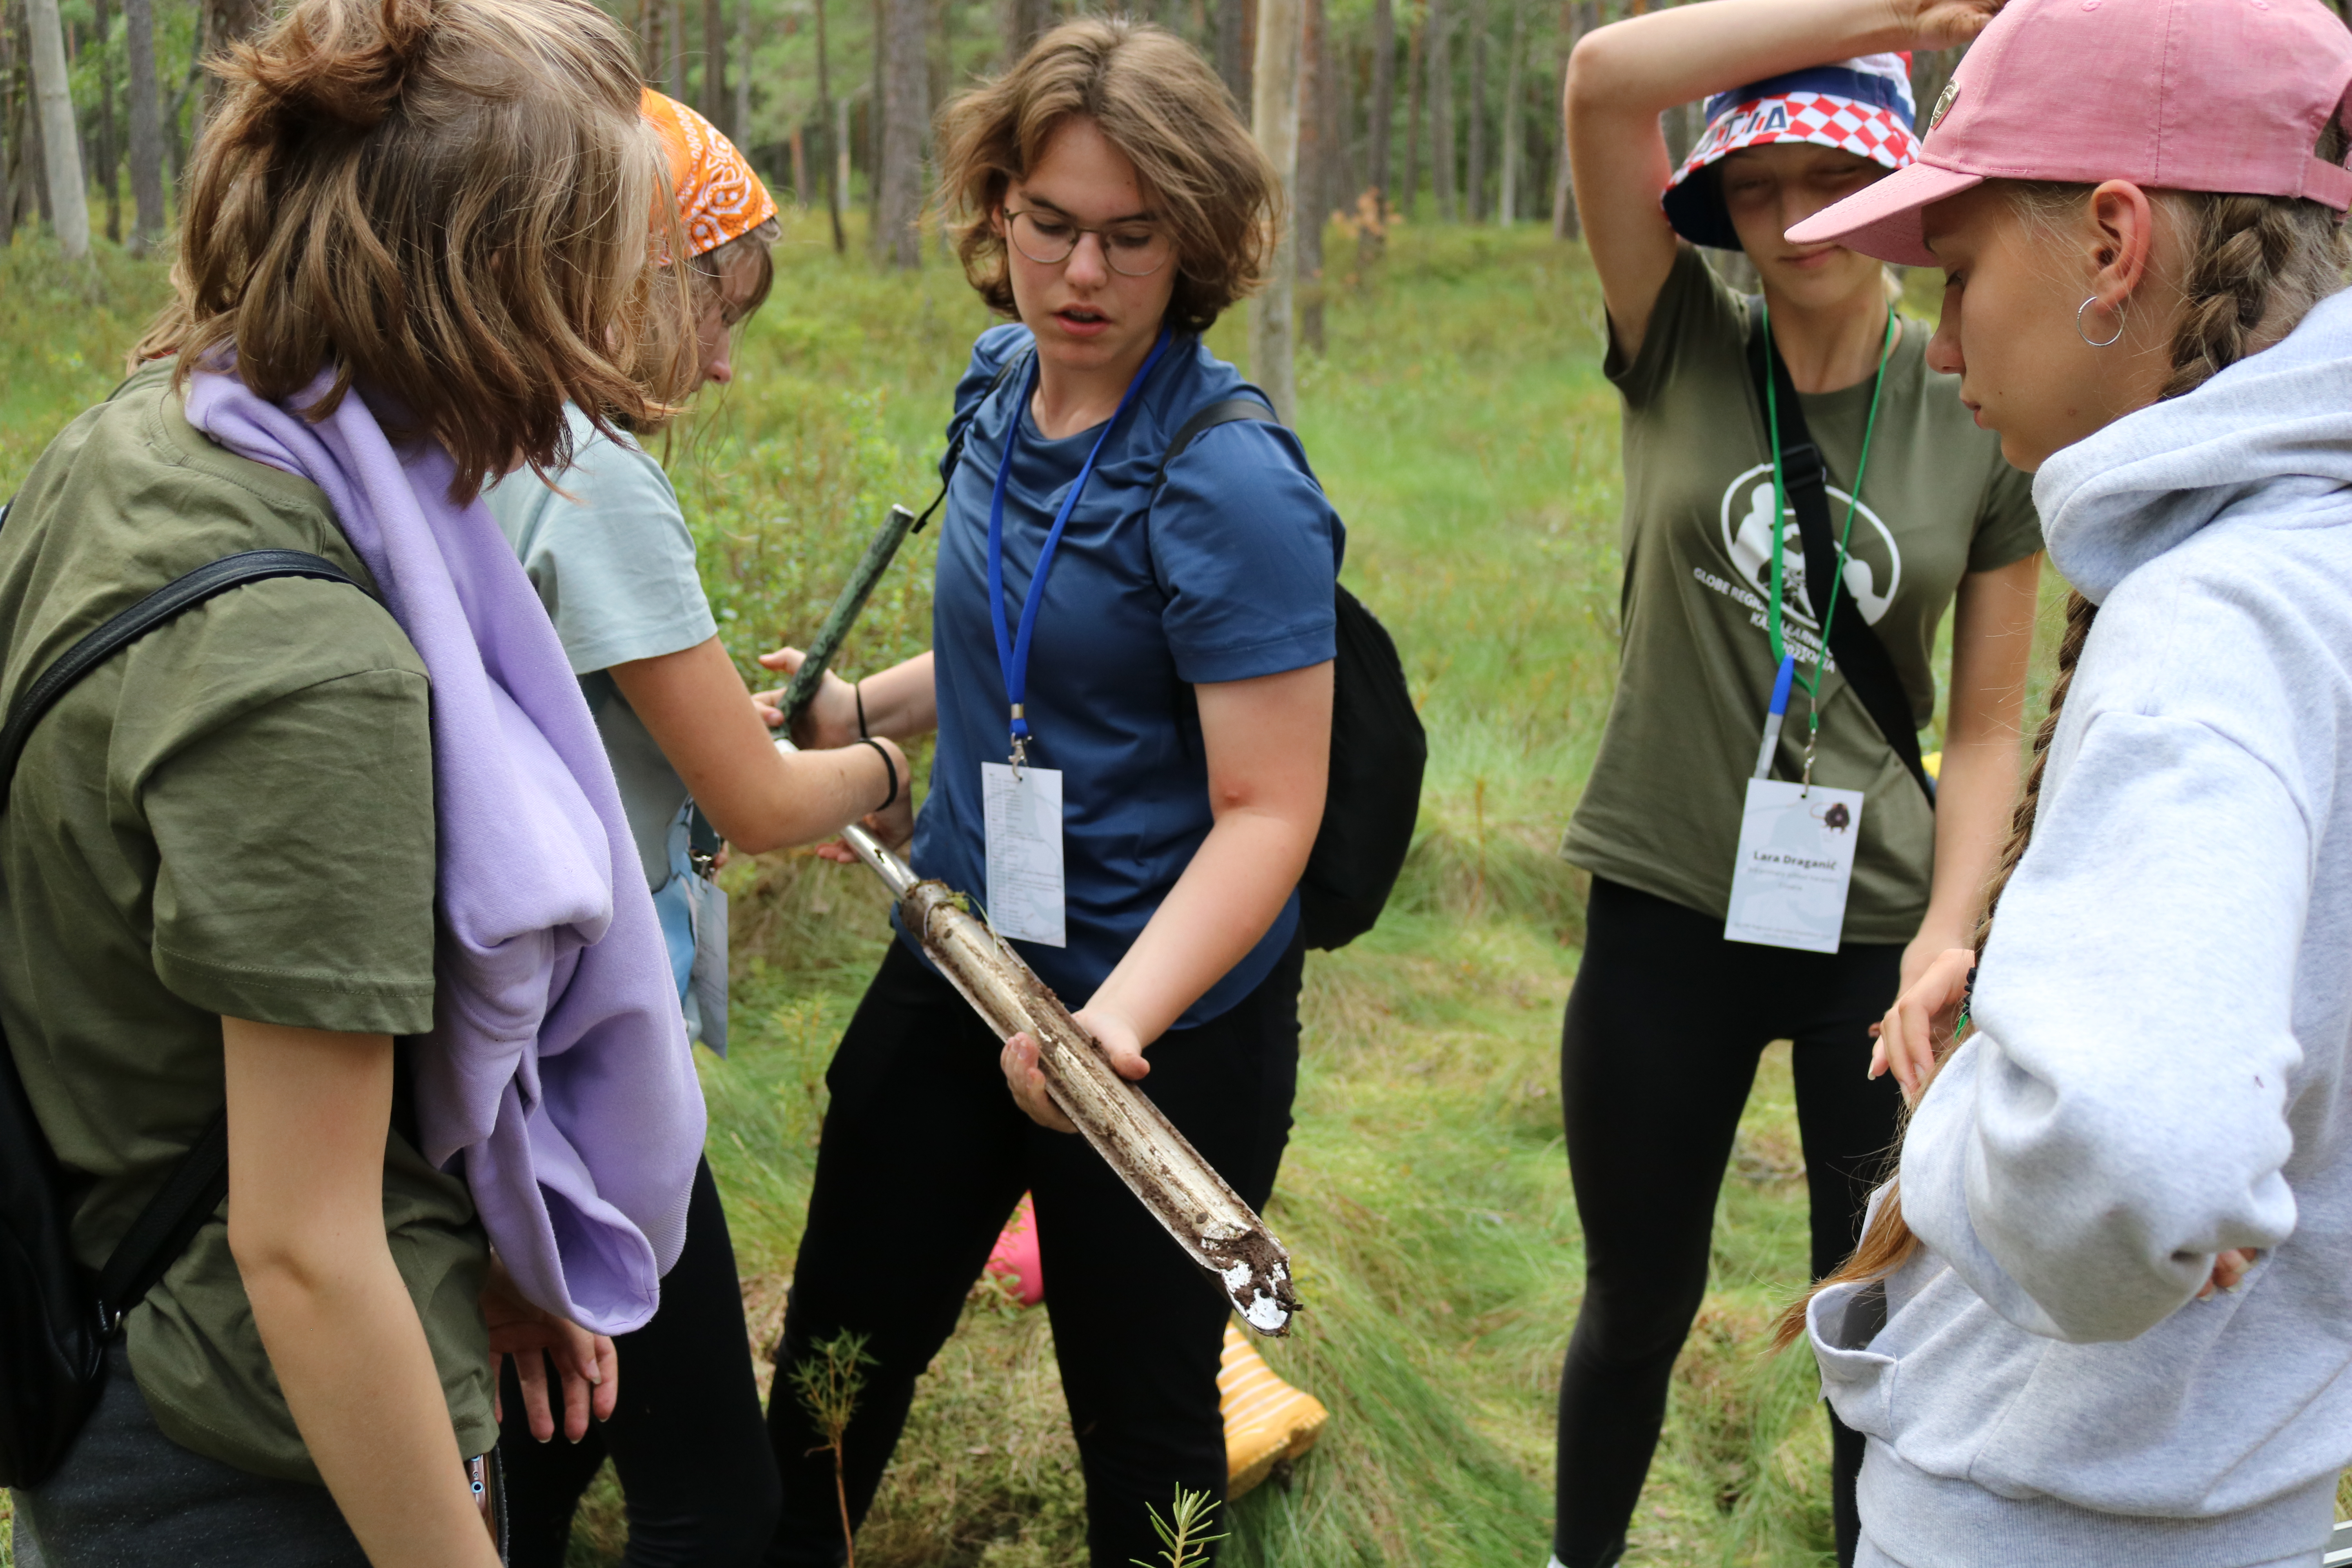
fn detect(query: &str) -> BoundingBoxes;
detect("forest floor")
[0,216,2065,1567]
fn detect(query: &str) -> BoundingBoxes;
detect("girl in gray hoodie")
[1778,0,2352,1563]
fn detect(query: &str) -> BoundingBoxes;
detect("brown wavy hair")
[1772,156,2350,1352]
[136,0,695,501]
[935,16,1278,338]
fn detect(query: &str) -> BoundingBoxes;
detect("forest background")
[0,0,2287,1559]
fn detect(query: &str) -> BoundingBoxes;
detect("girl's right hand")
[1871,945,1975,1105]
[1893,0,2005,51]
[754,646,861,750]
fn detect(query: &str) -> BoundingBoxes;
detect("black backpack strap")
[1150,397,1279,495]
[1745,308,1936,805]
[0,547,368,1333]
[0,550,370,787]
[913,346,1035,532]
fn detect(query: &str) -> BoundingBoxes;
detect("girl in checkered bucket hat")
[1547,3,2035,1568]
[1775,0,2352,1564]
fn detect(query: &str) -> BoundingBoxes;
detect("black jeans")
[500,1156,781,1568]
[1553,878,1903,1568]
[763,936,1303,1568]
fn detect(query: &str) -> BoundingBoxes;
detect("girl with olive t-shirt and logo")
[1552,4,2037,1566]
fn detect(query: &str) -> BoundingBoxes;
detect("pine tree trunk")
[1,16,18,249]
[733,0,750,147]
[1464,0,1484,221]
[25,0,87,256]
[1426,0,1452,221]
[1296,0,1323,356]
[1399,11,1421,219]
[1248,0,1299,420]
[1010,0,1050,56]
[123,0,160,253]
[201,0,262,118]
[1549,0,1586,239]
[702,0,727,132]
[1367,0,1393,204]
[814,0,844,250]
[94,0,118,243]
[1497,0,1522,223]
[667,0,687,98]
[875,0,927,268]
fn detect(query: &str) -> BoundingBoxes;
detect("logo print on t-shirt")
[1718,462,1902,632]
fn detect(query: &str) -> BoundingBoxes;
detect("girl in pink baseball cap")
[1783,0,2352,1564]
[1548,3,2027,1565]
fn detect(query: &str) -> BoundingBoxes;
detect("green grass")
[0,212,2071,1567]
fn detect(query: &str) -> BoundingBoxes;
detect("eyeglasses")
[1002,209,1172,278]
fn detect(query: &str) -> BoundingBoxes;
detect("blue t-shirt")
[904,324,1344,1028]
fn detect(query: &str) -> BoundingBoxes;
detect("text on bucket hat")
[1787,0,2352,267]
[641,88,779,260]
[1661,53,1917,249]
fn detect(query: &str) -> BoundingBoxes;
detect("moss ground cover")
[0,216,2072,1567]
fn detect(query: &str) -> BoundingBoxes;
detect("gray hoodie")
[1808,288,2352,1568]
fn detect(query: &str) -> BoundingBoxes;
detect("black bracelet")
[855,681,870,740]
[862,738,898,813]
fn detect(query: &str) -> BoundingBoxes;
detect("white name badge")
[981,762,1066,948]
[1723,778,1866,954]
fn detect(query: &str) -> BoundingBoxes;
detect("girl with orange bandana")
[482,93,907,1568]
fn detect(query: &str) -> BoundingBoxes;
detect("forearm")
[853,652,937,741]
[244,1246,497,1567]
[1916,733,2021,948]
[1085,809,1314,1049]
[729,741,902,853]
[1572,0,1913,117]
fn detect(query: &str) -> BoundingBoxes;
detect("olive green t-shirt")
[0,363,495,1481]
[1563,249,2042,944]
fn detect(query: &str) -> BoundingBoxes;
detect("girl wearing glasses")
[759,19,1341,1564]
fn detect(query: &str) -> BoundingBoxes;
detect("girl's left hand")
[1871,946,1975,1106]
[482,1258,617,1442]
[1001,1006,1148,1132]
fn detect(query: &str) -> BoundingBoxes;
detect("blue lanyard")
[985,328,1172,769]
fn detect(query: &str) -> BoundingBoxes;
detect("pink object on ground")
[1787,0,2352,267]
[986,1193,1045,1306]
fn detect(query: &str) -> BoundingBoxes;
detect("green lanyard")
[1761,300,1895,785]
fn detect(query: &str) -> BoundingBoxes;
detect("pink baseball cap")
[1787,0,2352,267]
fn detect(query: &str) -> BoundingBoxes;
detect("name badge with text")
[982,762,1065,947]
[1724,778,1864,954]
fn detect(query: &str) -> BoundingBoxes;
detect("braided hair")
[1773,152,2350,1350]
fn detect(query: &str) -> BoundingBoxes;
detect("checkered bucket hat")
[1660,53,1918,249]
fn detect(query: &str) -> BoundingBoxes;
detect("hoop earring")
[2076,295,2125,348]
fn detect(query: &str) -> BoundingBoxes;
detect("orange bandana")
[642,89,778,259]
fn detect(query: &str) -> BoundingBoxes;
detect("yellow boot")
[1219,1321,1328,1501]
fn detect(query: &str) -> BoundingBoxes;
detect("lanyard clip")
[1009,704,1028,779]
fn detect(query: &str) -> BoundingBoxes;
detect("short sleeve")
[147,666,438,1034]
[1605,245,1748,410]
[1967,458,2045,573]
[502,428,717,677]
[1149,419,1342,685]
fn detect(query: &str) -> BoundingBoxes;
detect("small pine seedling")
[791,1329,876,1568]
[1132,1486,1228,1568]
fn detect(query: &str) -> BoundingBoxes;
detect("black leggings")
[499,1156,782,1568]
[763,937,1303,1568]
[1553,878,1904,1568]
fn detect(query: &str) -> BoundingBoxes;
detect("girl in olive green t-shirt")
[1550,2,2035,1566]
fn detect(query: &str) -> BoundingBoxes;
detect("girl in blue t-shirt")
[758,19,1341,1564]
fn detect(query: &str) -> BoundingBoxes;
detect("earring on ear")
[2076,294,2125,348]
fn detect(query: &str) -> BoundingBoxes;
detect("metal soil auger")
[773,503,1303,1337]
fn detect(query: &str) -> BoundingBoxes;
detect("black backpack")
[1151,400,1426,951]
[0,528,368,1486]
